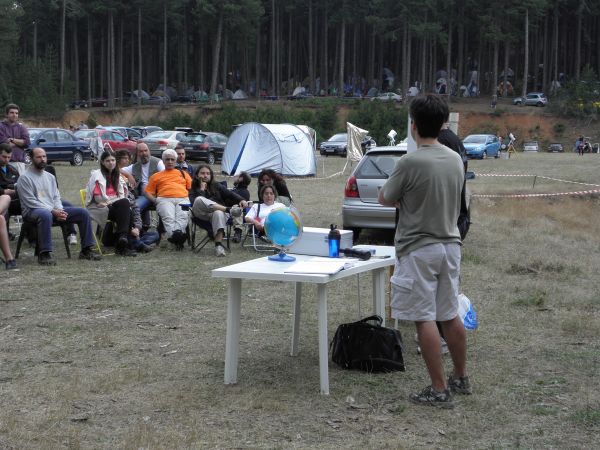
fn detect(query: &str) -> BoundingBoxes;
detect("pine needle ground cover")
[1,153,599,448]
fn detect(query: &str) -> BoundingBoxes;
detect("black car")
[181,132,228,164]
[319,133,376,157]
[547,143,564,152]
[27,128,92,166]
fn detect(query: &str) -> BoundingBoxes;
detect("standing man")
[16,148,101,265]
[379,95,470,409]
[0,104,30,163]
[120,142,164,229]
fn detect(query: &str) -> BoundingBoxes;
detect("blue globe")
[264,206,303,249]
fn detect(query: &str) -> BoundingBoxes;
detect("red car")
[74,128,138,155]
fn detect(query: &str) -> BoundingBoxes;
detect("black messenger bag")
[330,315,405,373]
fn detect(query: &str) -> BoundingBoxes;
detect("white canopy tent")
[221,123,317,177]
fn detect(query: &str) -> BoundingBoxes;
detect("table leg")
[372,267,387,326]
[290,282,302,356]
[224,278,242,385]
[317,284,329,395]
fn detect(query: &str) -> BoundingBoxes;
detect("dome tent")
[222,123,317,177]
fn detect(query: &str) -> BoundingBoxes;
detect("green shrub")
[346,102,408,144]
[553,122,566,136]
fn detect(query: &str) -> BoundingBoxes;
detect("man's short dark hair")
[5,103,19,114]
[409,95,449,139]
[0,143,12,153]
[238,171,251,188]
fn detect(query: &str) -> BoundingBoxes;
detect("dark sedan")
[27,128,92,166]
[320,133,376,157]
[181,132,228,164]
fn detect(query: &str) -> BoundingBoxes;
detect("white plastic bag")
[457,294,478,330]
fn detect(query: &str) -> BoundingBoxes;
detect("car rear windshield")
[463,135,487,143]
[329,133,347,142]
[355,153,403,179]
[186,133,207,143]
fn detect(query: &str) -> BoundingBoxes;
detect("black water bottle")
[328,224,341,258]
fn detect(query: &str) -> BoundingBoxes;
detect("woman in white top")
[244,184,285,234]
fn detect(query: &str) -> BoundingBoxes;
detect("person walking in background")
[0,104,30,164]
[379,95,470,409]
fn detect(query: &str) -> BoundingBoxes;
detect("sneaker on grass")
[447,375,472,395]
[409,385,454,409]
[214,244,227,257]
[79,247,102,261]
[68,233,77,245]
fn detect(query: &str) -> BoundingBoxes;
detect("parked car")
[181,132,228,164]
[523,141,539,152]
[70,99,88,109]
[548,142,564,152]
[370,92,403,102]
[100,126,143,141]
[342,145,407,241]
[74,128,137,155]
[513,92,548,107]
[26,128,92,166]
[131,126,163,137]
[90,97,109,107]
[462,134,501,159]
[319,133,376,157]
[141,130,189,157]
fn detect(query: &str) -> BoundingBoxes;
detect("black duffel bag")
[330,315,405,373]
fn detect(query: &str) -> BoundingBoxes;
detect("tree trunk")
[446,19,452,98]
[542,13,549,94]
[73,20,79,100]
[552,4,558,87]
[60,0,66,96]
[118,18,123,103]
[222,32,228,93]
[308,0,314,93]
[492,40,499,96]
[321,3,328,95]
[522,9,529,97]
[287,13,292,93]
[575,0,582,80]
[87,16,92,102]
[457,14,464,86]
[502,40,509,97]
[108,10,115,108]
[255,24,260,97]
[209,11,223,99]
[163,1,167,91]
[138,7,142,105]
[33,21,37,64]
[183,10,188,88]
[339,17,345,96]
[368,30,375,87]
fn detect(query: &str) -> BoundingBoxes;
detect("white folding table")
[211,245,396,394]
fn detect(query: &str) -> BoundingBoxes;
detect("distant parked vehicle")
[462,134,501,159]
[181,132,228,164]
[70,99,88,109]
[131,126,163,137]
[74,128,137,155]
[523,141,539,152]
[141,130,189,157]
[27,128,92,166]
[548,143,564,153]
[513,92,548,107]
[100,126,143,141]
[90,98,108,107]
[371,92,403,102]
[319,133,376,157]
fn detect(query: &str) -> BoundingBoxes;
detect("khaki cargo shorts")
[390,242,461,322]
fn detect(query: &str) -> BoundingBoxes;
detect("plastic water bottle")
[328,224,341,258]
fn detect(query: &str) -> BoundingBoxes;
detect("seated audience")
[189,164,248,256]
[0,194,16,269]
[257,169,292,205]
[145,149,191,249]
[244,185,285,235]
[231,171,251,201]
[85,150,135,257]
[16,148,101,265]
[175,143,195,177]
[120,142,164,229]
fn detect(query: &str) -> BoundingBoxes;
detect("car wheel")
[207,152,216,165]
[482,151,487,159]
[537,102,543,107]
[494,150,500,159]
[24,152,32,165]
[71,150,84,166]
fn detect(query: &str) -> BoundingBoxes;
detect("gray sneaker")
[447,375,472,395]
[409,385,454,409]
[214,244,227,257]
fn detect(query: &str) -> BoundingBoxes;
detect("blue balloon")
[264,207,303,248]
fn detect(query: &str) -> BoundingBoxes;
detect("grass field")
[1,152,599,449]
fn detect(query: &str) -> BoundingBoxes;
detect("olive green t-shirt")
[380,143,464,257]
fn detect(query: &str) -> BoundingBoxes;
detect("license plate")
[326,148,335,153]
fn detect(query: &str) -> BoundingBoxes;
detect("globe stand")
[268,249,296,262]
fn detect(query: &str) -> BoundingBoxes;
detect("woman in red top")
[85,151,135,256]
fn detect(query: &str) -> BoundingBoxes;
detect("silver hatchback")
[342,146,407,240]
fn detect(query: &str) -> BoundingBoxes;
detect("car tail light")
[157,140,169,145]
[344,175,359,198]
